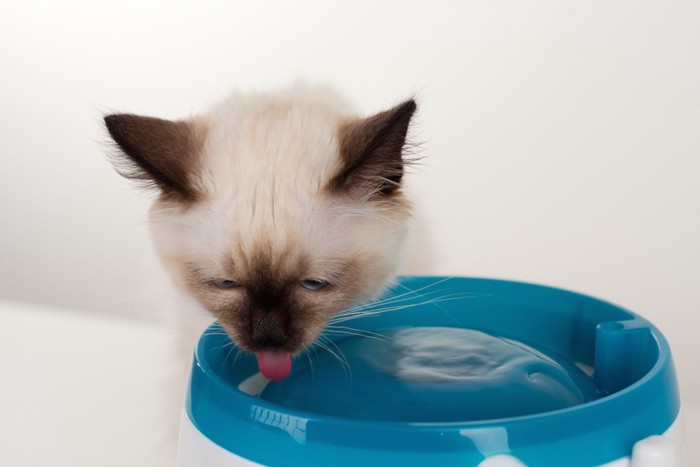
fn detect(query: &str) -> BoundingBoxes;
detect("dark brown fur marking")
[104,114,204,202]
[330,99,416,198]
[241,247,305,351]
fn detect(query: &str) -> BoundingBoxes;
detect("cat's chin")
[256,351,294,381]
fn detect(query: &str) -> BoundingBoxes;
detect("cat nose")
[251,311,288,348]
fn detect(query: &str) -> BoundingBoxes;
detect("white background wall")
[1,0,698,411]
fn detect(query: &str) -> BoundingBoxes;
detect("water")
[260,327,603,422]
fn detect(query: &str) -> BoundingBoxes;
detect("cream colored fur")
[105,82,416,367]
[149,85,412,322]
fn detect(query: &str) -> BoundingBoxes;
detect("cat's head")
[105,86,416,379]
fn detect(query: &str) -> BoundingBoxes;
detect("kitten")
[105,85,416,380]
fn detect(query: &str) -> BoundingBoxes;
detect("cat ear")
[104,114,204,202]
[331,99,417,199]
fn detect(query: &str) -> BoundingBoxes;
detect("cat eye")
[210,278,240,289]
[299,279,329,291]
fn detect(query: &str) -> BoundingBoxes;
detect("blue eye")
[210,278,240,289]
[299,279,329,291]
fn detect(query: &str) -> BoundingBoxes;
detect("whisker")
[318,335,351,370]
[312,336,352,382]
[231,347,245,373]
[332,292,476,319]
[223,342,239,365]
[211,340,236,353]
[324,326,394,344]
[329,294,480,325]
[301,348,315,377]
[337,277,459,315]
[323,325,445,367]
[201,330,231,338]
[336,291,472,318]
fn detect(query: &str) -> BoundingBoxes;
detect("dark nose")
[250,310,288,348]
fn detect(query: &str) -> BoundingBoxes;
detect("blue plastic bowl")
[183,277,680,466]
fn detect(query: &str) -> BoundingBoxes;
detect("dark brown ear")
[104,114,204,202]
[331,99,417,199]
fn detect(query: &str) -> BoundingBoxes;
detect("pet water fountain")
[177,276,683,466]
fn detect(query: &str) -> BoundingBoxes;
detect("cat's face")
[105,86,415,378]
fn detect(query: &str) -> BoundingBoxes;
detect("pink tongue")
[256,352,293,381]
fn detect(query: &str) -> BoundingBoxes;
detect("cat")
[105,84,416,380]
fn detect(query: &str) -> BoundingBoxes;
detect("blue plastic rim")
[186,277,680,466]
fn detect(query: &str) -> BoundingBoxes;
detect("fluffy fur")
[105,84,416,363]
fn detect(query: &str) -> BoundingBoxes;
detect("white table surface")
[0,299,698,466]
[0,300,192,467]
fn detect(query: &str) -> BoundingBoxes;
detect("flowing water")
[260,327,603,422]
